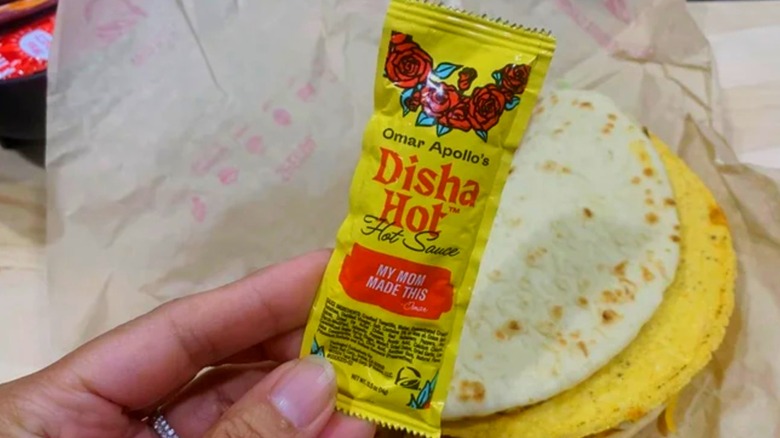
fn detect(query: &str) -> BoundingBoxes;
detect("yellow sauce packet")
[300,1,555,435]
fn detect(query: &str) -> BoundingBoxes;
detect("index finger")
[49,250,331,410]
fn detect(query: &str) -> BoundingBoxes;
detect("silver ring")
[151,411,181,438]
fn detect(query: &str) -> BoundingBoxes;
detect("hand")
[0,250,376,438]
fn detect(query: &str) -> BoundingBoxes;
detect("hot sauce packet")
[299,1,555,436]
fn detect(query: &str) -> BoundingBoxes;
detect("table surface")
[1,1,779,383]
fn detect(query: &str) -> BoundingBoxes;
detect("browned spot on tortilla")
[570,330,581,339]
[644,167,655,177]
[475,353,483,361]
[563,120,572,127]
[602,290,618,303]
[541,160,559,172]
[642,266,655,282]
[671,235,681,243]
[664,198,676,207]
[602,309,621,324]
[551,94,559,105]
[645,198,655,206]
[562,166,572,174]
[550,306,563,320]
[553,128,564,135]
[642,126,651,137]
[674,224,680,231]
[613,261,627,277]
[646,212,659,224]
[534,105,545,115]
[577,341,589,357]
[458,380,486,403]
[631,176,642,185]
[572,99,580,106]
[579,101,593,109]
[526,247,548,266]
[508,166,516,175]
[495,320,524,341]
[557,336,568,346]
[583,208,594,219]
[508,217,523,227]
[607,113,618,121]
[709,205,728,226]
[627,407,646,421]
[577,296,589,307]
[487,270,502,282]
[603,288,633,304]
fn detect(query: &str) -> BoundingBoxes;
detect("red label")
[0,12,54,80]
[338,244,453,320]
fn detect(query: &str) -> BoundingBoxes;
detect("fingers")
[160,360,375,438]
[215,328,305,366]
[161,364,275,437]
[49,250,331,411]
[206,357,339,438]
[319,413,377,438]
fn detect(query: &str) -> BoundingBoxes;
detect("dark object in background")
[0,0,56,27]
[0,2,56,166]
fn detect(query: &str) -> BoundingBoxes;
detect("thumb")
[205,356,337,438]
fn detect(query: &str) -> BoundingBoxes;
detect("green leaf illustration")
[406,373,438,410]
[436,125,452,137]
[416,111,436,127]
[505,96,521,111]
[433,62,462,79]
[310,338,325,357]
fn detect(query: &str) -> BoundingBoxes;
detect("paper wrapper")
[46,0,780,435]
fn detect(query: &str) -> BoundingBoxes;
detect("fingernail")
[270,356,336,428]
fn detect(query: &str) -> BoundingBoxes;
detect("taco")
[378,90,735,437]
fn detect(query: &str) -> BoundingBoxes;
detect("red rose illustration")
[390,31,407,45]
[386,34,433,89]
[406,89,422,112]
[439,98,472,131]
[499,64,531,95]
[422,82,460,119]
[457,67,477,91]
[468,84,507,131]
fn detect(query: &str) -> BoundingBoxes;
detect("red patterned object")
[0,11,54,80]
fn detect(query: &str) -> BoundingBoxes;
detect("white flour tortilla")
[444,90,681,419]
